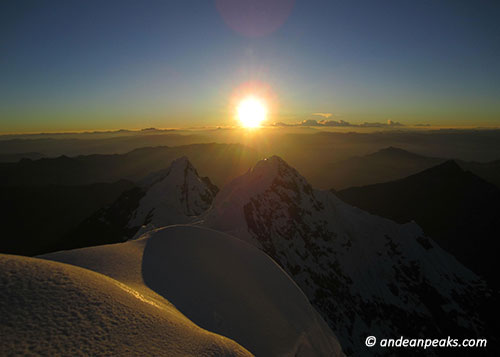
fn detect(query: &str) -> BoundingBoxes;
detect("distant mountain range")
[329,146,500,190]
[0,143,259,188]
[0,131,210,156]
[337,160,500,289]
[2,144,499,192]
[0,152,44,162]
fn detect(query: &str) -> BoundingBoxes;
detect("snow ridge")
[40,225,345,356]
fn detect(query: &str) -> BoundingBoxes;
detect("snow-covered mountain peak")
[252,155,305,182]
[169,155,196,176]
[202,156,491,355]
[252,155,286,176]
[203,156,316,238]
[128,157,218,232]
[71,157,220,242]
[139,156,195,188]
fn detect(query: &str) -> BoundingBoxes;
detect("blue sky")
[1,0,499,132]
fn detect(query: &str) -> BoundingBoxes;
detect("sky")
[1,0,500,132]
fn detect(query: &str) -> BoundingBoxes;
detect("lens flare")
[216,0,295,38]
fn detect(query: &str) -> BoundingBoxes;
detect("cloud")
[271,121,294,127]
[312,112,333,118]
[301,119,322,126]
[359,120,404,128]
[319,119,352,127]
[387,119,403,126]
[300,119,352,127]
[272,118,405,128]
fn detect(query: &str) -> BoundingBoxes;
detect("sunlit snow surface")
[41,225,344,356]
[0,253,250,357]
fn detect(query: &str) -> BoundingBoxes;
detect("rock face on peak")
[202,156,495,356]
[204,155,313,239]
[62,157,218,248]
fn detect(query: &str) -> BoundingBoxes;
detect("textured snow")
[201,155,490,356]
[42,225,344,357]
[0,253,250,357]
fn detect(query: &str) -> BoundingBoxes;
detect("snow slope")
[0,253,250,357]
[201,155,492,356]
[42,225,344,356]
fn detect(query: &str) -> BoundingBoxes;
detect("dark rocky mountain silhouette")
[328,146,445,190]
[337,160,500,288]
[201,156,497,356]
[0,180,134,256]
[460,159,500,189]
[0,143,259,188]
[329,146,500,190]
[0,152,44,162]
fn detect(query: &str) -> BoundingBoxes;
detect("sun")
[237,97,267,128]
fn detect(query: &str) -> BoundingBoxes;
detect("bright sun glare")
[237,97,267,128]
